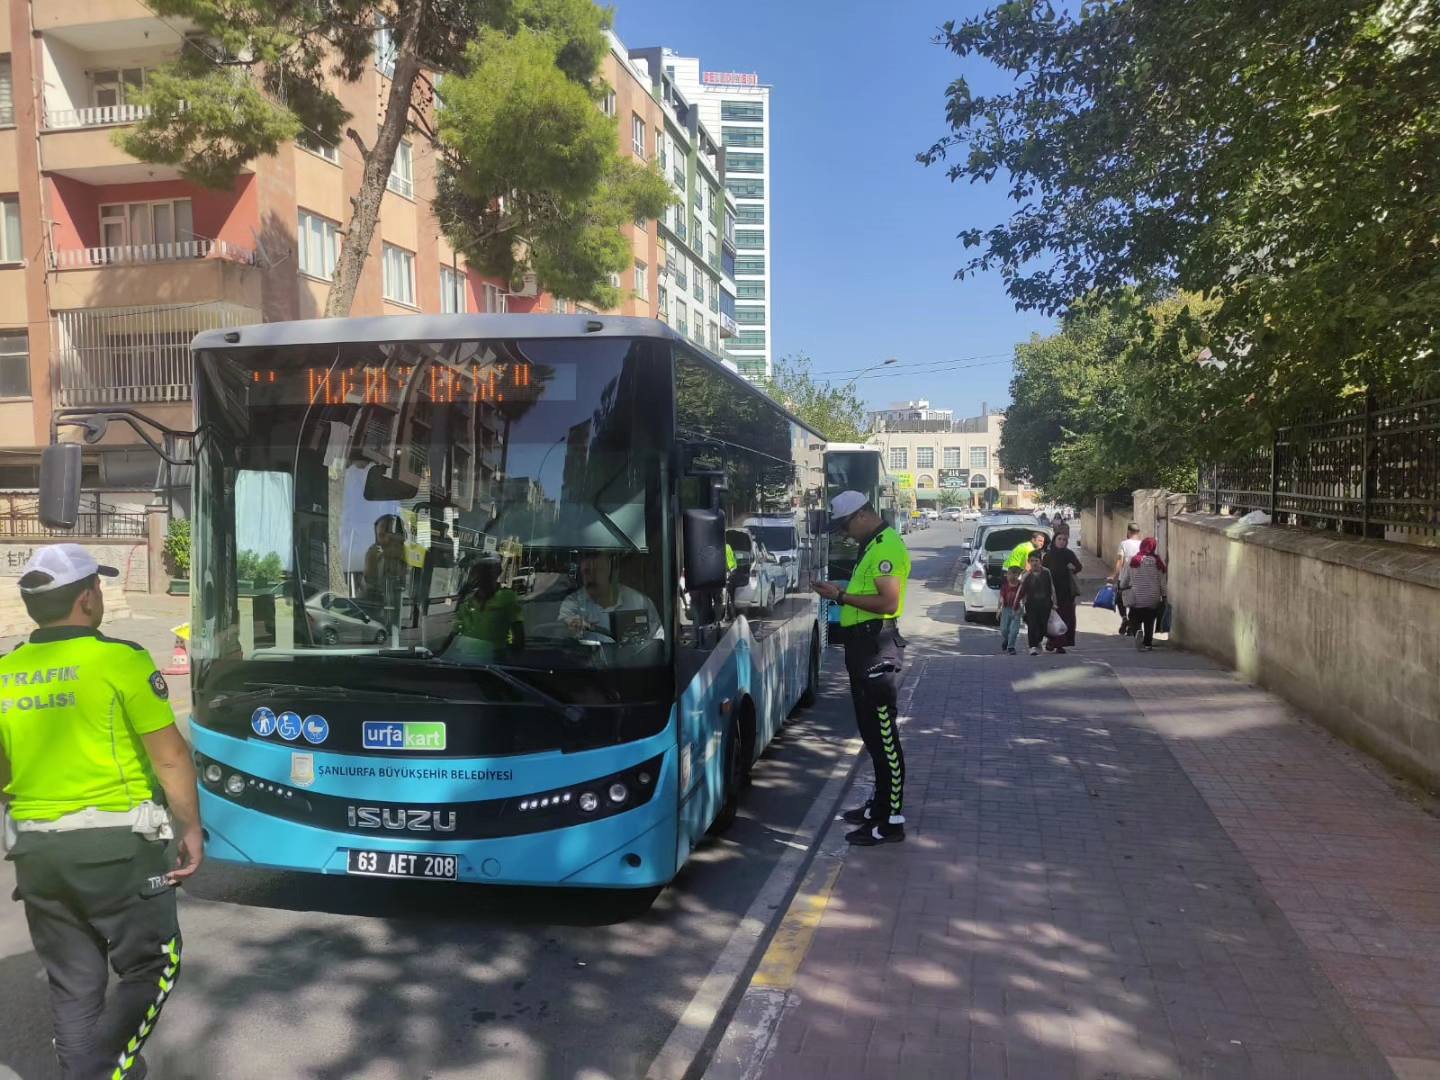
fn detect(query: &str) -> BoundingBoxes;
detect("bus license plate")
[346,849,458,881]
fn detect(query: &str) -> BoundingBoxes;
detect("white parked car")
[741,515,800,590]
[941,508,962,521]
[726,528,788,614]
[960,508,982,522]
[305,589,391,644]
[961,522,1054,622]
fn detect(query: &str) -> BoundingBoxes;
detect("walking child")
[998,566,1023,655]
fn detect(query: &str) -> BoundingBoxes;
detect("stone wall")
[0,539,141,638]
[1083,500,1137,564]
[1170,512,1440,790]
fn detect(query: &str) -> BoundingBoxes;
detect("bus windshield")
[189,336,671,701]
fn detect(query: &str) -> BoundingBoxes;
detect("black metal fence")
[0,498,148,540]
[1203,393,1440,541]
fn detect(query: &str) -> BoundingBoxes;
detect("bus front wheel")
[796,629,820,711]
[708,709,750,836]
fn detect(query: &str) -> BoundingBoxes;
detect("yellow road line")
[751,854,844,990]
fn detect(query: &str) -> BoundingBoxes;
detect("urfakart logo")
[345,806,458,833]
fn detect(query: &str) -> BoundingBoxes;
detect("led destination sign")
[242,360,577,406]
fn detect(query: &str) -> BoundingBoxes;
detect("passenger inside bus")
[445,557,524,660]
[559,552,662,644]
[362,514,407,626]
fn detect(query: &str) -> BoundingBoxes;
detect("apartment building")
[0,1,671,494]
[865,409,1037,508]
[626,46,738,364]
[662,53,771,381]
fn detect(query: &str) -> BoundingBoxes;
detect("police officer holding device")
[813,492,911,845]
[0,544,203,1080]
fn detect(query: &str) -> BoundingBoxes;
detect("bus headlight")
[608,783,629,805]
[224,774,246,796]
[203,764,223,786]
[578,792,599,813]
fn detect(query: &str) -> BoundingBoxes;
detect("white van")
[741,515,801,591]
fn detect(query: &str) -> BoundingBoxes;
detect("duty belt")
[13,801,173,841]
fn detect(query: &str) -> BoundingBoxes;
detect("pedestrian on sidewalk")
[1110,522,1142,635]
[1004,530,1049,573]
[0,544,203,1080]
[812,492,910,846]
[1119,537,1167,651]
[1017,551,1056,656]
[998,566,1023,655]
[1043,531,1082,651]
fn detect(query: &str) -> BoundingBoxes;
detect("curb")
[698,670,922,1080]
[644,713,863,1080]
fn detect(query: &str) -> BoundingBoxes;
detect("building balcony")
[44,102,153,130]
[53,300,259,407]
[49,238,254,270]
[720,313,737,337]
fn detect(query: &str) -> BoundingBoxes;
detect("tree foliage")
[762,354,869,442]
[121,0,669,314]
[1000,290,1216,508]
[923,0,1440,420]
[434,25,673,306]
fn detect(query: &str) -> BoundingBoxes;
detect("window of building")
[632,114,646,158]
[943,446,964,469]
[676,310,688,339]
[725,152,764,174]
[657,284,668,322]
[0,57,13,126]
[727,178,764,199]
[722,127,764,148]
[92,68,146,108]
[735,306,764,325]
[709,289,719,313]
[374,27,396,78]
[298,134,339,164]
[737,282,765,300]
[693,274,704,302]
[970,446,988,469]
[735,229,764,250]
[297,210,339,278]
[440,265,466,313]
[0,331,28,398]
[889,447,908,470]
[382,243,416,306]
[721,100,765,122]
[734,255,765,275]
[0,197,20,263]
[481,282,506,313]
[99,199,194,250]
[633,260,647,300]
[601,89,616,116]
[673,166,686,191]
[735,331,766,349]
[735,204,764,225]
[916,447,935,469]
[387,140,414,199]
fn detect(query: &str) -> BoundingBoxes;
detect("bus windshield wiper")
[375,648,583,724]
[210,682,475,708]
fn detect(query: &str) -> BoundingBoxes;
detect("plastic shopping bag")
[1158,602,1173,634]
[1046,609,1068,639]
[1093,584,1116,610]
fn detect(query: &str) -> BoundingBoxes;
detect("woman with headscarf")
[1042,530,1083,651]
[1118,537,1167,651]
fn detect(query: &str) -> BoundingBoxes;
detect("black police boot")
[841,800,873,826]
[846,822,905,846]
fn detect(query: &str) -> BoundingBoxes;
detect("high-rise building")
[0,1,668,505]
[663,53,772,381]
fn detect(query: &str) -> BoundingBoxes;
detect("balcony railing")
[50,239,256,270]
[54,301,259,406]
[45,103,153,130]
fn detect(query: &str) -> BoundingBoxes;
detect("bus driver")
[559,552,662,645]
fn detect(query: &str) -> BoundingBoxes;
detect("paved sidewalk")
[707,542,1440,1079]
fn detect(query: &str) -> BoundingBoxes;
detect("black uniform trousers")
[9,828,182,1080]
[842,620,907,825]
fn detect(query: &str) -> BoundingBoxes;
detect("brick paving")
[744,540,1423,1079]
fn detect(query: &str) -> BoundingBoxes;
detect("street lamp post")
[843,356,898,391]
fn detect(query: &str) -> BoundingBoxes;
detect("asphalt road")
[0,526,970,1080]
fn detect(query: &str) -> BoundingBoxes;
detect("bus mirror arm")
[41,409,198,530]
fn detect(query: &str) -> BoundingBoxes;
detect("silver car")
[961,521,1054,623]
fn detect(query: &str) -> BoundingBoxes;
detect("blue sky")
[611,0,1056,418]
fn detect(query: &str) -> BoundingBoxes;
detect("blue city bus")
[177,315,827,890]
[821,444,897,626]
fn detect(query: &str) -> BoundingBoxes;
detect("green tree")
[762,354,868,442]
[121,0,669,316]
[937,487,967,509]
[922,0,1440,419]
[1000,290,1216,507]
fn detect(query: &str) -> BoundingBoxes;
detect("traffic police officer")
[813,491,911,845]
[0,544,203,1080]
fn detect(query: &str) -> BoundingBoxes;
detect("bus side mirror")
[682,509,727,591]
[40,444,82,529]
